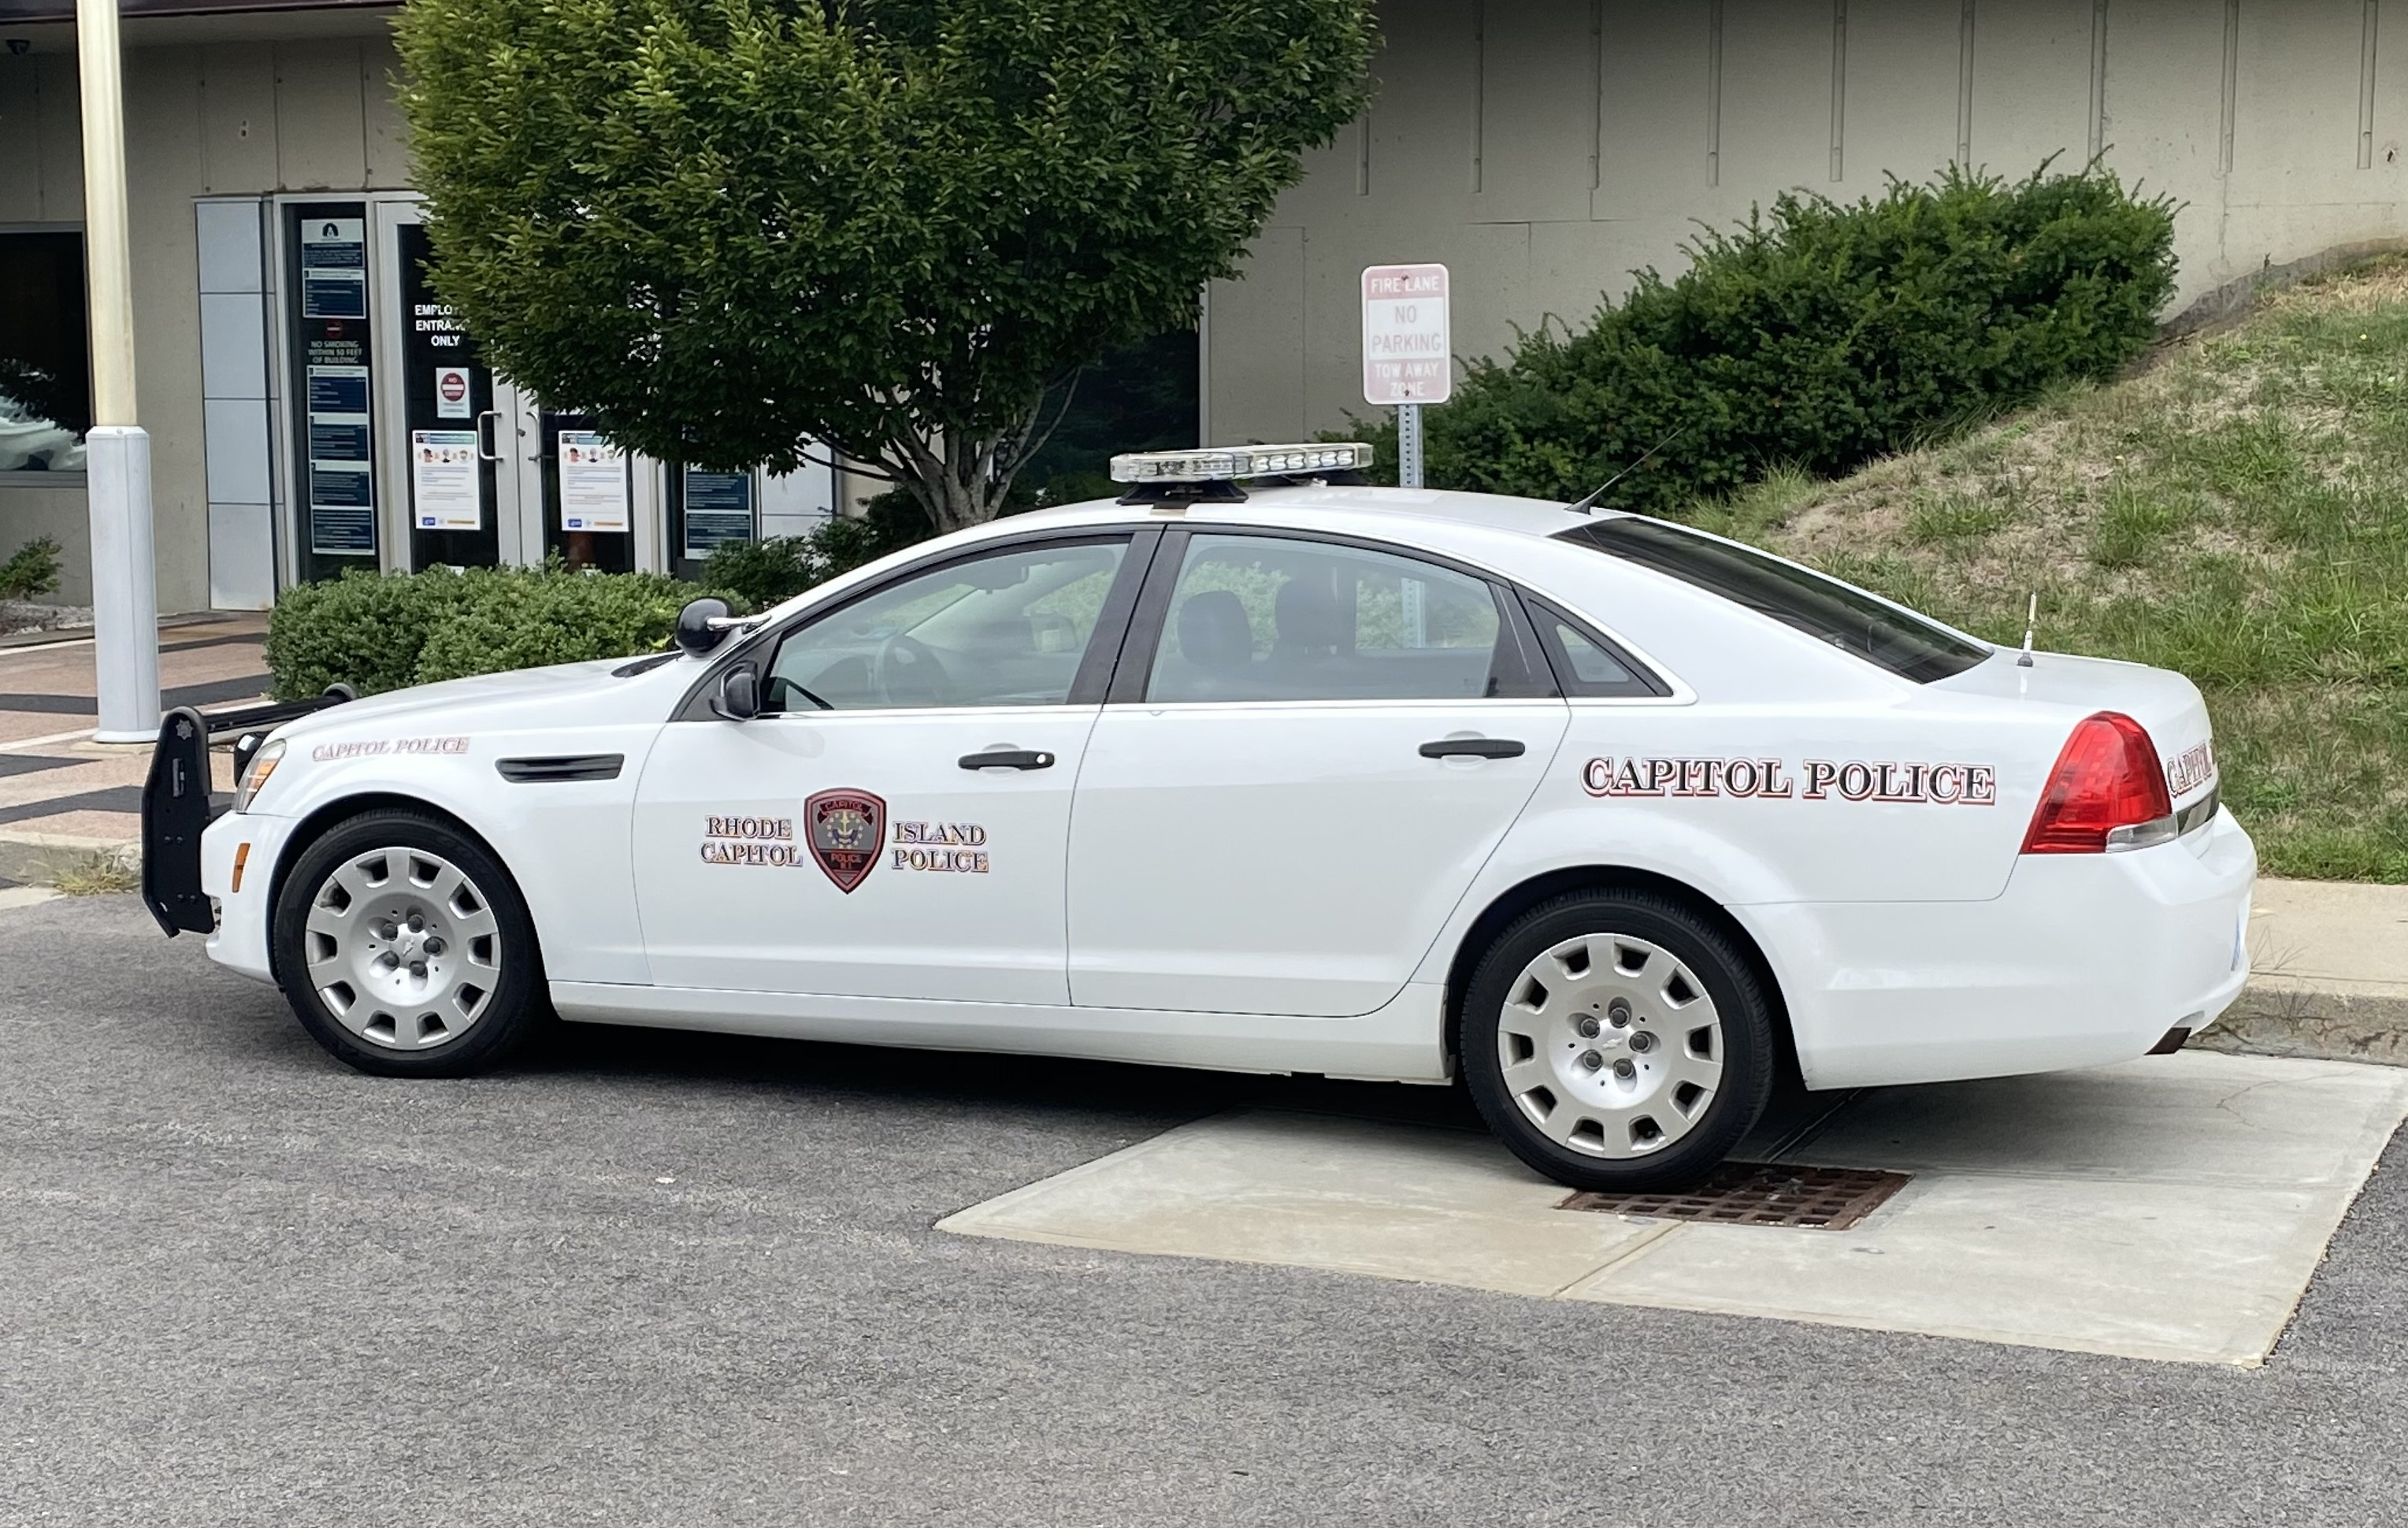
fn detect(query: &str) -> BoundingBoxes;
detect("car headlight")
[234,739,286,814]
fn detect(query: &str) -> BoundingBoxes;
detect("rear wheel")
[1461,889,1775,1192]
[272,810,546,1077]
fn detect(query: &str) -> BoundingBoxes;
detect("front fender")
[254,721,662,985]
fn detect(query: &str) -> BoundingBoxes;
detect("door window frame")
[670,525,1164,722]
[1104,525,1559,707]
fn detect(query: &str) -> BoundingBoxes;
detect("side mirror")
[713,663,761,721]
[675,597,733,655]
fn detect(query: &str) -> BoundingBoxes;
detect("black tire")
[272,808,547,1077]
[1460,889,1775,1192]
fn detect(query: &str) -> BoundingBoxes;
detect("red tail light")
[2021,711,2176,855]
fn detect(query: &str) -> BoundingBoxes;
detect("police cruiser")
[141,443,2254,1192]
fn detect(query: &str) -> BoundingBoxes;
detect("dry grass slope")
[1693,260,2408,882]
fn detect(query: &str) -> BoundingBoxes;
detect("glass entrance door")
[528,409,638,573]
[375,201,532,572]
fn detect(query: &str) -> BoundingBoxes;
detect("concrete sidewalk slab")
[2202,878,2408,1064]
[0,618,261,879]
[938,1051,2408,1367]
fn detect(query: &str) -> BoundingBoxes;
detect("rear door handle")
[959,749,1056,771]
[1419,738,1526,760]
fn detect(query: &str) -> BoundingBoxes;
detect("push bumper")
[138,690,355,938]
[139,707,225,935]
[1751,807,2258,1091]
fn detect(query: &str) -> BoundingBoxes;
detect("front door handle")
[1419,737,1525,760]
[959,748,1056,771]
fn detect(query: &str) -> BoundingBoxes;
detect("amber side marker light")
[231,842,250,893]
[2021,711,2177,854]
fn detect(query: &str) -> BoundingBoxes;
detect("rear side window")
[1521,598,1666,699]
[1145,533,1523,703]
[1554,517,1990,683]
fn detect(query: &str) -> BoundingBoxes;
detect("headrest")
[1273,575,1352,655]
[1177,590,1254,671]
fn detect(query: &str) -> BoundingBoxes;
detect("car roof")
[1000,482,1590,545]
[787,483,1968,703]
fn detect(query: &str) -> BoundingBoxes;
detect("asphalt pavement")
[3,894,2404,1526]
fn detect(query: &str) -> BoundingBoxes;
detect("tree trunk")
[889,403,1043,536]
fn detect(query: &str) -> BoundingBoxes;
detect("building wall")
[0,31,406,609]
[1208,0,2408,445]
[7,6,2407,602]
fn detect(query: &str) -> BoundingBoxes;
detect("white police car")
[143,444,2255,1191]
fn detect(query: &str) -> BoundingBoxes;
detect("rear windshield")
[1553,518,1991,683]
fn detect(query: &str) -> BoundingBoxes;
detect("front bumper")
[1750,807,2258,1091]
[200,809,299,986]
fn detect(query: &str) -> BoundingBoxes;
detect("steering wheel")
[870,632,952,707]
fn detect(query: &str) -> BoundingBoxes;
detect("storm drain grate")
[1559,1163,1911,1230]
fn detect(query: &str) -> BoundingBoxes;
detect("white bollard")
[83,425,161,743]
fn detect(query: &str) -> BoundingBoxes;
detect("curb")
[0,830,138,888]
[2191,977,2408,1067]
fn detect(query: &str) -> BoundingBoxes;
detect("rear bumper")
[1749,807,2258,1090]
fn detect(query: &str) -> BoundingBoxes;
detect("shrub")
[699,491,933,609]
[1369,162,2179,513]
[0,535,62,600]
[265,562,745,699]
[701,536,823,614]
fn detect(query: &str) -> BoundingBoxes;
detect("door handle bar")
[474,408,503,462]
[959,749,1056,771]
[1419,738,1525,760]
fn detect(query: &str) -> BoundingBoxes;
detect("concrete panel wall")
[0,32,407,610]
[1210,0,2408,445]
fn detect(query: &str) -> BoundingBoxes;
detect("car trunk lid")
[1934,649,2220,810]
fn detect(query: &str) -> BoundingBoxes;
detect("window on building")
[0,231,90,473]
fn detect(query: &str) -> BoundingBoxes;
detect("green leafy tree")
[398,0,1375,532]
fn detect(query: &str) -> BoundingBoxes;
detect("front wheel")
[1460,889,1775,1192]
[272,809,547,1077]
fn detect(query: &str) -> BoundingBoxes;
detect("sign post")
[1362,263,1451,488]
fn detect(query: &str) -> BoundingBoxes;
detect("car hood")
[1932,649,2220,803]
[270,655,685,744]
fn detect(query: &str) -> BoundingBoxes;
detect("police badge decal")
[804,788,887,893]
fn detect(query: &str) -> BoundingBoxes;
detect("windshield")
[1554,517,1990,683]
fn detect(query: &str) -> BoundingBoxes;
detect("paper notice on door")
[306,362,375,556]
[300,217,367,319]
[410,429,484,530]
[558,430,629,532]
[681,468,755,558]
[434,365,473,420]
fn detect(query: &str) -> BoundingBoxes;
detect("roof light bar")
[1109,443,1374,484]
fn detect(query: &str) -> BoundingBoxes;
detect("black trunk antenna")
[1566,424,1689,514]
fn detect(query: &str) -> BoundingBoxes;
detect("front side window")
[0,230,90,474]
[1555,517,1989,683]
[1145,533,1514,703]
[763,539,1127,711]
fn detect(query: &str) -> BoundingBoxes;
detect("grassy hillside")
[1692,260,2408,883]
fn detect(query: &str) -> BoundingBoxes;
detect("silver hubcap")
[1496,932,1724,1158]
[303,847,502,1051]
